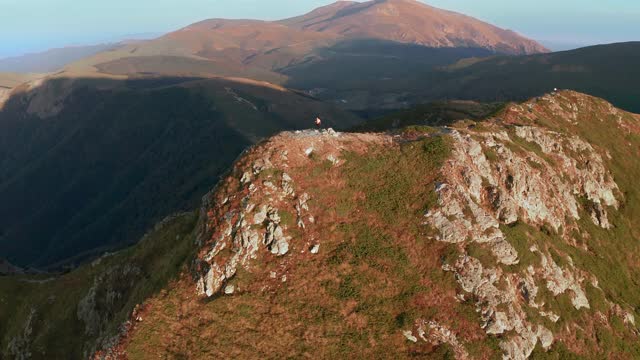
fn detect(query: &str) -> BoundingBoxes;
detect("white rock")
[282,173,295,197]
[310,244,320,254]
[203,263,226,297]
[538,326,554,349]
[253,205,268,225]
[224,285,235,295]
[263,181,277,191]
[540,311,560,323]
[240,171,252,184]
[265,209,290,256]
[402,330,418,343]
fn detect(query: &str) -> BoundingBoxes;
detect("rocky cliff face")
[19,91,637,359]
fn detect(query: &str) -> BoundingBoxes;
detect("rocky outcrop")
[531,245,590,310]
[265,208,290,256]
[513,126,619,228]
[194,129,384,298]
[76,264,142,357]
[423,109,624,359]
[416,320,470,359]
[443,255,554,359]
[172,93,639,359]
[6,309,36,360]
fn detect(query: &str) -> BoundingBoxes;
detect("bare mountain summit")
[71,0,546,80]
[280,0,548,55]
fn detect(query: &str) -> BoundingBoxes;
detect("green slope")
[0,212,198,359]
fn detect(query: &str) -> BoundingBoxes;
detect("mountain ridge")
[2,91,640,359]
[98,91,640,359]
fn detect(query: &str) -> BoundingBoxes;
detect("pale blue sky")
[1,0,639,58]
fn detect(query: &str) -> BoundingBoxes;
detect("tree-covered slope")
[0,76,362,269]
[288,42,640,115]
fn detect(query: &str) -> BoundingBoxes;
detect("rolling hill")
[0,73,46,108]
[0,44,122,73]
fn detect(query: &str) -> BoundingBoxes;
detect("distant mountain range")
[426,41,640,113]
[53,0,547,81]
[0,43,122,73]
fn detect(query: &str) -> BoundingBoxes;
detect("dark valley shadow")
[0,75,362,270]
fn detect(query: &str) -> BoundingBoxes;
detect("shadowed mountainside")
[289,41,640,114]
[0,76,362,269]
[428,41,640,113]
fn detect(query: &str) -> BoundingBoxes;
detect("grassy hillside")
[0,212,198,359]
[0,76,362,269]
[94,56,286,84]
[116,92,640,359]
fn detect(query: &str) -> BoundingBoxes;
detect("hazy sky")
[1,0,639,58]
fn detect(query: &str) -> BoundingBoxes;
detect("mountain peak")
[282,0,548,54]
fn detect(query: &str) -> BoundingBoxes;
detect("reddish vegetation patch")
[103,92,640,359]
[110,130,494,359]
